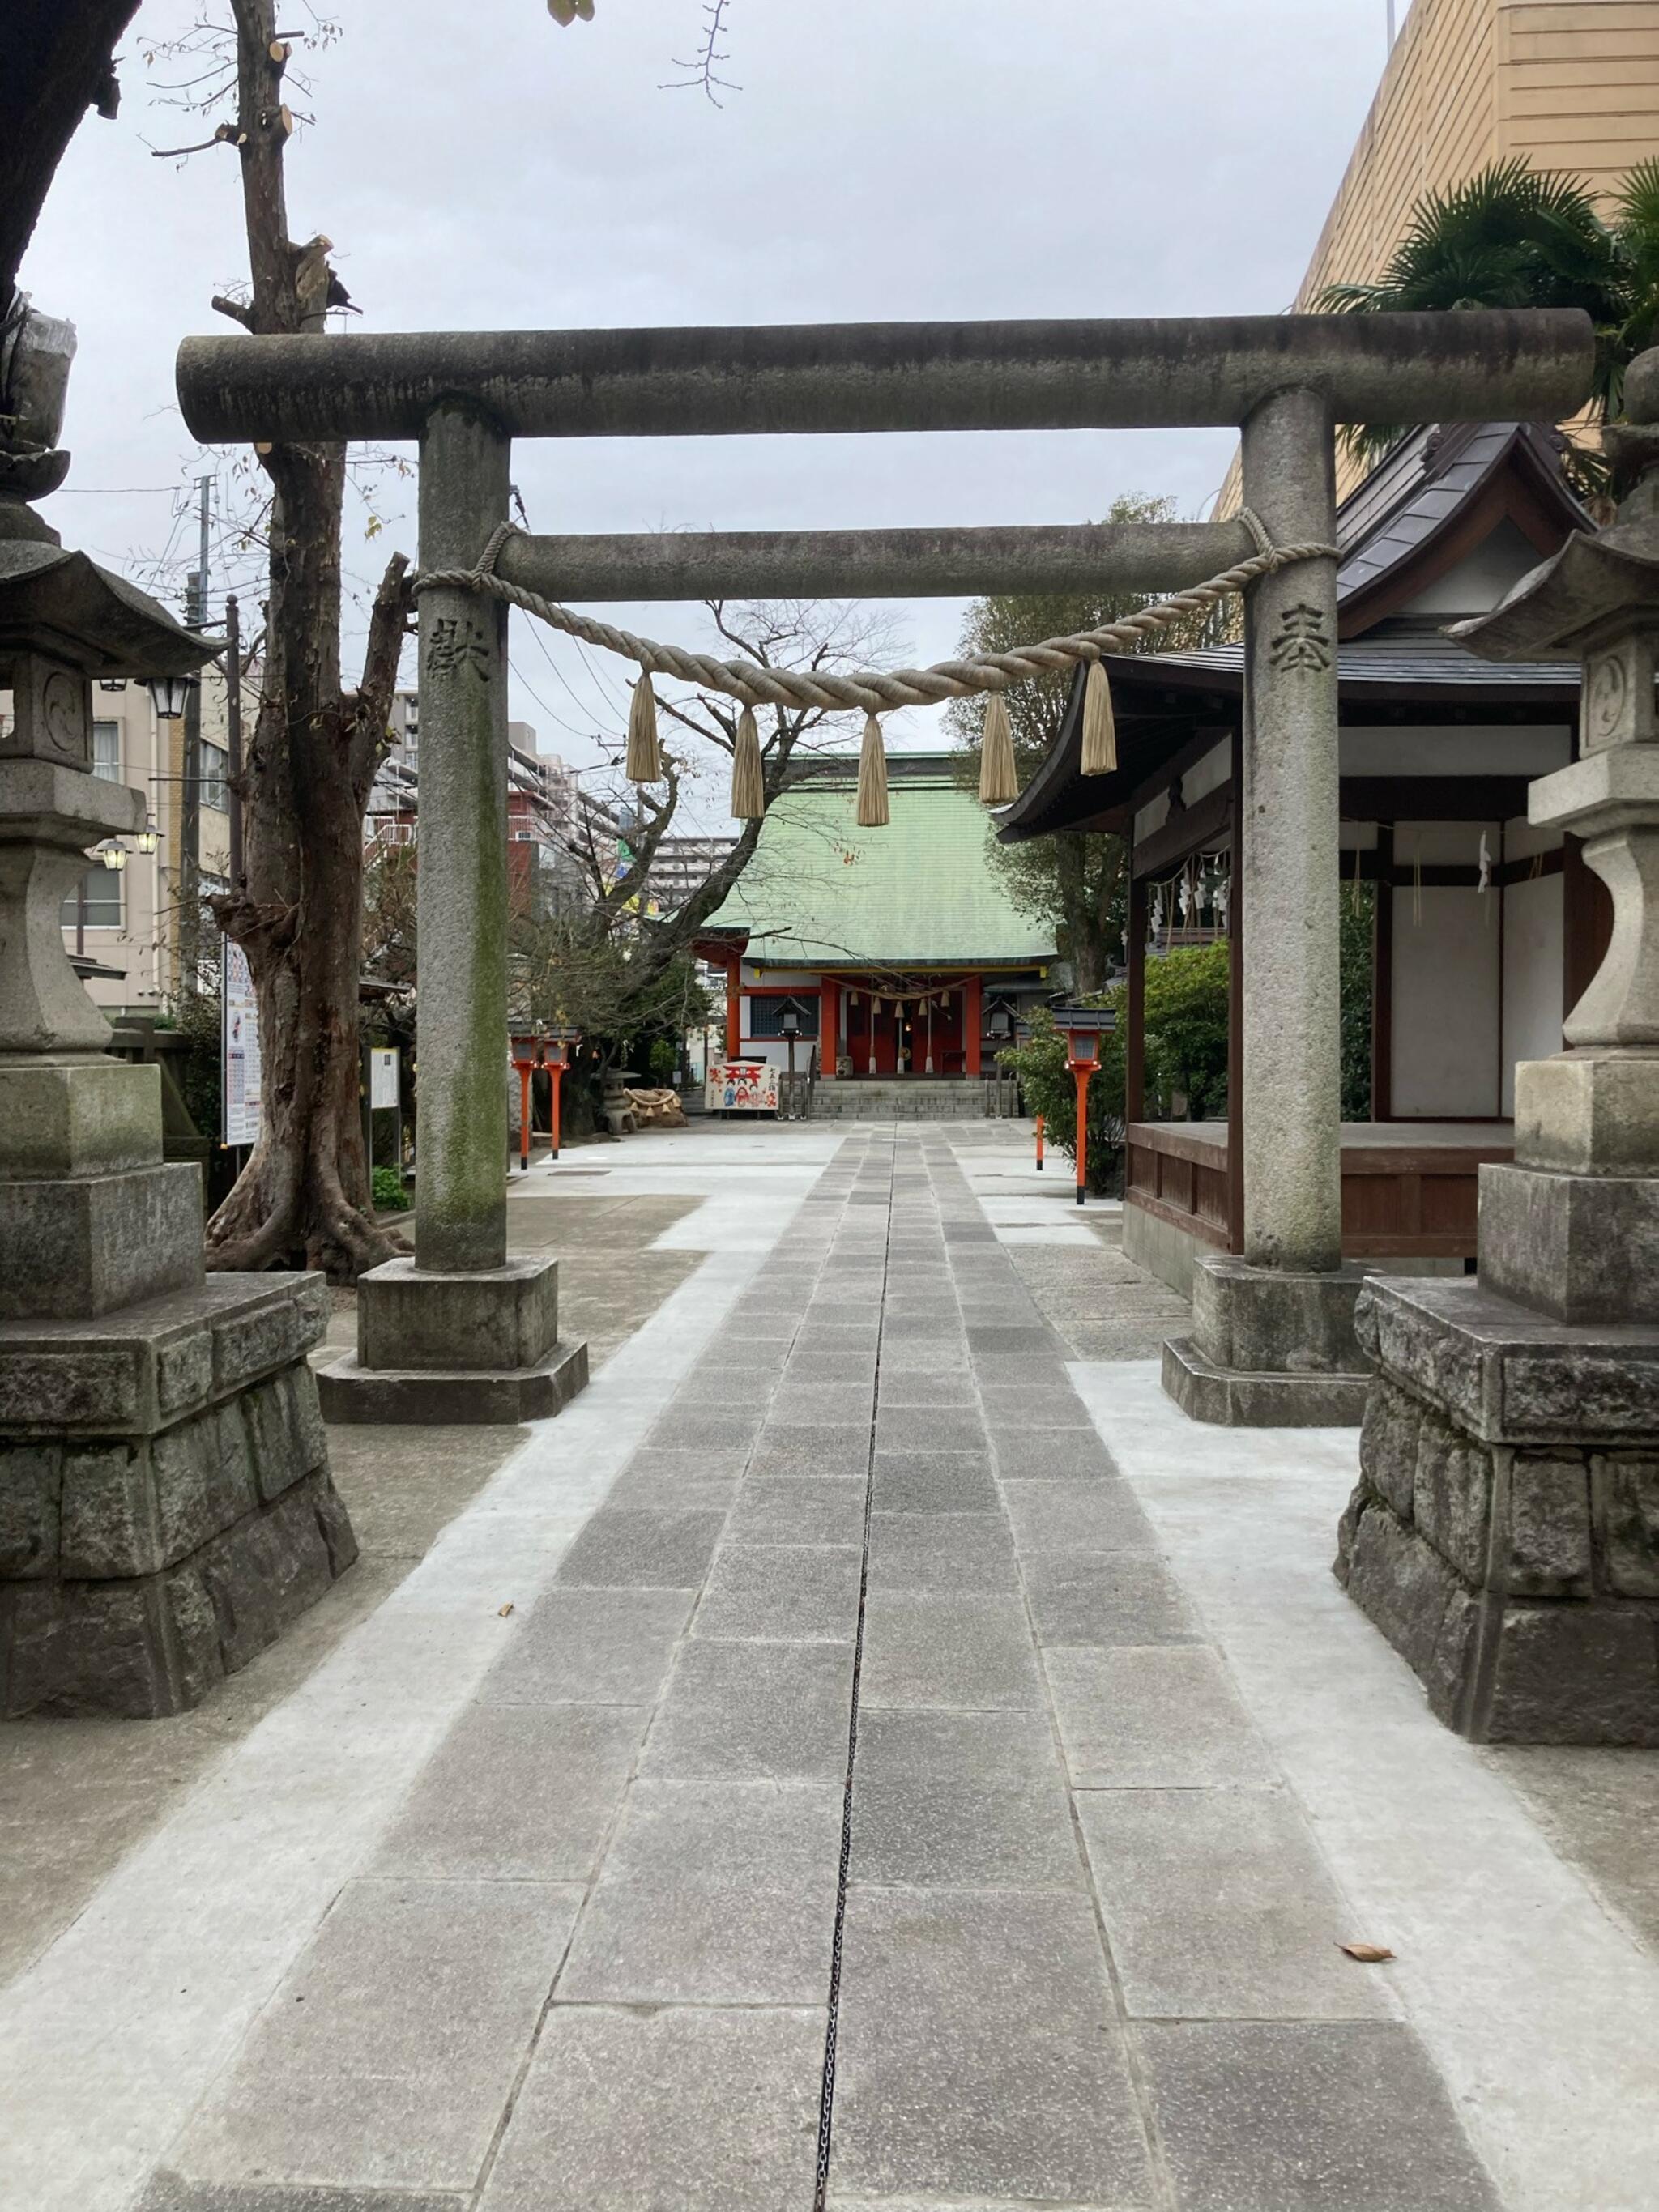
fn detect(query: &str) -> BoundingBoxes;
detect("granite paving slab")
[557,1777,842,2005]
[1141,2021,1500,2210]
[480,2006,825,2211]
[1046,1646,1276,1788]
[481,1586,694,1707]
[374,1703,648,1882]
[165,1879,582,2193]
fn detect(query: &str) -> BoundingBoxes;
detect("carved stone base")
[326,1252,591,1425]
[318,1336,589,1426]
[1162,1253,1372,1427]
[1162,1336,1371,1427]
[1338,1276,1659,1743]
[0,1272,358,1718]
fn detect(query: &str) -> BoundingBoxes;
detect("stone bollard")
[1337,349,1659,1742]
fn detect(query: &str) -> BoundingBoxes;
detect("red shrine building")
[700,754,1056,1087]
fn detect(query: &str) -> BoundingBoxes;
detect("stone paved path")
[132,1130,1499,2211]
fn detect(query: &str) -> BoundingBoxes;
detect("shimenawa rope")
[411,513,1336,824]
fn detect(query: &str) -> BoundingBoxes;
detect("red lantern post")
[1034,1112,1045,1170]
[510,1030,541,1172]
[1054,1007,1110,1208]
[544,1023,581,1161]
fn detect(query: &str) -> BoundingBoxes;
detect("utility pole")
[179,471,212,995]
[224,593,244,889]
[1386,0,1397,49]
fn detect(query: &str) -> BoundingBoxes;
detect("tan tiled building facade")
[1221,0,1656,509]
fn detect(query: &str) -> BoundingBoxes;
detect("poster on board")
[222,937,262,1146]
[369,1047,399,1110]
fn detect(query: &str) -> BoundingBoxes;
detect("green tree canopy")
[1318,155,1659,501]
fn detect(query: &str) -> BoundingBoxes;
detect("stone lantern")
[1338,350,1659,1744]
[0,305,358,1717]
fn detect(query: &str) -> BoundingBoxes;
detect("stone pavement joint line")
[111,1127,1502,2210]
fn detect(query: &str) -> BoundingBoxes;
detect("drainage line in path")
[812,1138,892,2212]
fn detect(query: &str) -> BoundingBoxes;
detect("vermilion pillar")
[964,973,983,1078]
[820,976,838,1076]
[725,957,741,1059]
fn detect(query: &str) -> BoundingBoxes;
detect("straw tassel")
[978,690,1019,806]
[625,677,663,784]
[730,705,766,820]
[1080,659,1117,777]
[856,713,889,827]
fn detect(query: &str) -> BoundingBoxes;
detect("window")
[195,738,228,813]
[61,866,122,928]
[92,719,121,782]
[748,996,819,1039]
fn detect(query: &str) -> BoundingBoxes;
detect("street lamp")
[777,994,810,1110]
[135,816,158,855]
[98,839,127,872]
[1053,1004,1111,1208]
[147,672,195,722]
[544,1021,581,1160]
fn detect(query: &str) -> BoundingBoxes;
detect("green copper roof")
[704,756,1056,969]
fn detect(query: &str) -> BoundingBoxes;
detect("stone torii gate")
[177,311,1592,1421]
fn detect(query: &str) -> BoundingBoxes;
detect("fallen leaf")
[1338,1941,1394,1963]
[497,1602,515,1617]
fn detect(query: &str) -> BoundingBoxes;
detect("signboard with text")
[222,937,262,1147]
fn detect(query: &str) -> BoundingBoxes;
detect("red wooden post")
[1058,1009,1105,1209]
[820,975,838,1077]
[725,957,741,1059]
[964,973,983,1078]
[548,1060,564,1157]
[1035,1112,1045,1170]
[1073,1066,1093,1206]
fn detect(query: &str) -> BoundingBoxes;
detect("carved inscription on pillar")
[426,616,493,682]
[1269,602,1333,673]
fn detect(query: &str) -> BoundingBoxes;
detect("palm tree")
[1318,156,1659,501]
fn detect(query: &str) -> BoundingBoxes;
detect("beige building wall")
[60,673,234,1013]
[1217,0,1657,511]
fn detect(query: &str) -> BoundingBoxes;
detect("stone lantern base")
[1337,1272,1659,1743]
[0,1271,356,1718]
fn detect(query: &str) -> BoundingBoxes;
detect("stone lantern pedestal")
[0,312,357,1715]
[1337,355,1659,1742]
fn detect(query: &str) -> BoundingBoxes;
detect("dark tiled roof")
[1112,619,1578,692]
[1334,420,1591,609]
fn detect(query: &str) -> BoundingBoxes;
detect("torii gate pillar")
[320,403,588,1422]
[1162,386,1373,1426]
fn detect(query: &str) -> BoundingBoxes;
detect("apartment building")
[53,668,235,1012]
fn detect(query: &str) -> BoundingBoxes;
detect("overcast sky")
[28,0,1410,834]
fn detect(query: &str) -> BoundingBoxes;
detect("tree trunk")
[202,0,412,1280]
[0,2,138,307]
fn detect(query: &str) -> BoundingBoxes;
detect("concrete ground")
[2,1120,1657,2211]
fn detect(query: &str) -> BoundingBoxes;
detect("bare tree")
[582,596,901,956]
[148,3,415,1279]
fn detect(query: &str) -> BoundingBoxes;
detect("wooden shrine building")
[999,420,1610,1291]
[701,753,1056,1088]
